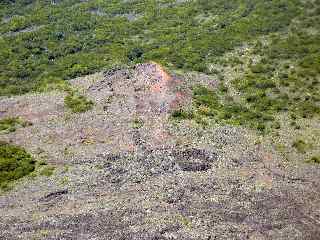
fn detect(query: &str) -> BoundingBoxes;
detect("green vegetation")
[172,85,275,133]
[0,0,306,96]
[0,117,32,133]
[59,176,69,186]
[64,93,94,113]
[1,0,314,132]
[39,165,55,177]
[292,139,311,153]
[232,32,320,122]
[230,2,320,128]
[307,156,320,164]
[132,118,144,129]
[0,141,36,190]
[30,159,56,179]
[171,0,320,136]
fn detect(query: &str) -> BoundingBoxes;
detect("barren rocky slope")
[0,63,319,239]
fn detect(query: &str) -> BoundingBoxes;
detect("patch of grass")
[64,93,94,113]
[59,176,69,186]
[0,117,18,133]
[132,118,144,129]
[0,117,32,133]
[39,165,55,177]
[177,215,192,229]
[63,165,70,173]
[292,139,310,153]
[0,141,36,190]
[171,109,194,120]
[275,143,286,153]
[307,156,320,164]
[272,121,281,129]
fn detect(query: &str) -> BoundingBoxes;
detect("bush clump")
[292,139,309,153]
[0,117,32,133]
[307,156,320,164]
[0,141,36,190]
[64,93,94,113]
[132,118,144,129]
[39,165,55,177]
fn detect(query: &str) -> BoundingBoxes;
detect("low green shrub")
[0,141,36,190]
[307,156,320,164]
[132,118,144,129]
[39,166,55,177]
[0,117,32,133]
[128,47,144,62]
[64,93,94,113]
[171,109,194,120]
[292,139,309,153]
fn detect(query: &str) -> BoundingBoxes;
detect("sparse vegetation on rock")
[64,93,94,113]
[39,165,55,177]
[308,156,320,164]
[173,85,274,133]
[0,117,32,133]
[292,139,310,153]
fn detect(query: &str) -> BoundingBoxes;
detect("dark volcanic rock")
[39,189,68,202]
[177,161,211,172]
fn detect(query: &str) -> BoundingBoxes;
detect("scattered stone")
[39,189,68,202]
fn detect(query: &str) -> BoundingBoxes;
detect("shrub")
[307,156,320,164]
[64,93,94,113]
[39,166,55,177]
[250,63,273,74]
[132,118,144,129]
[171,109,194,120]
[128,47,144,62]
[0,117,32,133]
[272,121,281,129]
[192,85,221,108]
[0,141,36,190]
[0,118,18,132]
[292,139,309,153]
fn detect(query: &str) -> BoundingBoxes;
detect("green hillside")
[1,0,319,141]
[1,0,318,96]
